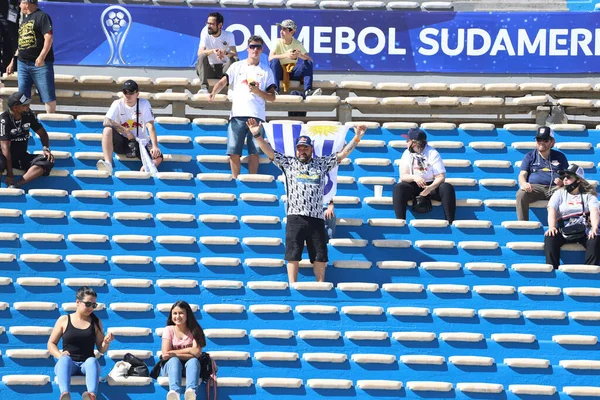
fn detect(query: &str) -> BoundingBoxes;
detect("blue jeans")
[269,58,314,93]
[161,357,200,394]
[55,355,100,394]
[17,59,56,103]
[226,116,262,156]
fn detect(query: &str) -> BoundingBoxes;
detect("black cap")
[295,135,312,147]
[535,126,554,140]
[7,91,31,108]
[122,80,139,92]
[403,128,427,142]
[559,164,585,180]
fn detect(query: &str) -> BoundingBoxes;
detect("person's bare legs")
[14,166,45,188]
[101,127,114,165]
[229,154,241,178]
[287,261,299,284]
[247,154,259,174]
[313,261,326,282]
[44,100,56,114]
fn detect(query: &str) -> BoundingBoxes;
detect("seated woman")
[48,287,114,400]
[393,128,456,223]
[161,301,207,400]
[544,164,600,269]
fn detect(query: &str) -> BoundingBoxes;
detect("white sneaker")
[96,159,113,175]
[306,88,322,97]
[184,389,196,400]
[166,390,179,400]
[198,85,209,95]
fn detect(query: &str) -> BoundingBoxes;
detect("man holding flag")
[246,118,366,283]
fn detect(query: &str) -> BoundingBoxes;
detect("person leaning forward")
[247,118,366,284]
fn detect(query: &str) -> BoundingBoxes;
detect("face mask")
[565,179,580,193]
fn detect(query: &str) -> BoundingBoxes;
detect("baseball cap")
[295,135,312,147]
[559,164,585,180]
[276,20,297,31]
[21,0,38,3]
[7,91,31,108]
[122,80,139,92]
[535,126,554,140]
[402,128,427,142]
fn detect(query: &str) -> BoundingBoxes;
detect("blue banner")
[41,2,600,73]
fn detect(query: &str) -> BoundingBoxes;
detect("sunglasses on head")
[123,89,136,95]
[80,301,98,309]
[248,44,263,50]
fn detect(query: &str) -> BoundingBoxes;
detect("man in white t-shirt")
[196,12,237,94]
[393,128,456,223]
[209,35,276,178]
[97,80,162,175]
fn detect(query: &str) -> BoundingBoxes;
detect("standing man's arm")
[336,125,366,163]
[246,119,274,160]
[36,32,52,67]
[248,83,276,102]
[209,76,228,100]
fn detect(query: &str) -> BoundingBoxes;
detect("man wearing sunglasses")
[98,80,162,175]
[269,19,320,98]
[516,126,568,221]
[209,35,276,178]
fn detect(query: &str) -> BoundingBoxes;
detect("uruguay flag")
[262,123,350,204]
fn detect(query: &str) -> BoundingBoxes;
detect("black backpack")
[200,352,218,399]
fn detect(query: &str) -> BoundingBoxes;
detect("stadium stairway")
[0,116,599,399]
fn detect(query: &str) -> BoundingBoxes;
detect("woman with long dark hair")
[48,287,114,400]
[161,300,206,400]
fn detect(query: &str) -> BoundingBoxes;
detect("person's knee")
[270,58,282,70]
[31,154,54,176]
[516,189,528,202]
[440,182,455,194]
[302,60,314,71]
[56,355,73,367]
[165,357,182,370]
[186,358,200,368]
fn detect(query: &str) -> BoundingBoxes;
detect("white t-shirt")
[548,189,599,233]
[199,26,235,65]
[105,98,154,145]
[399,144,446,182]
[226,60,276,121]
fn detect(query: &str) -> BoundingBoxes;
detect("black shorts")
[111,129,163,161]
[285,215,328,263]
[0,152,54,176]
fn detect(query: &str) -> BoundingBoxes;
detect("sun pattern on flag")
[307,125,340,137]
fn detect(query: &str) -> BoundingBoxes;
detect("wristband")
[252,133,261,138]
[43,146,50,151]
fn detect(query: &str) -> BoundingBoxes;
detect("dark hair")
[247,35,264,46]
[75,286,101,331]
[167,301,206,347]
[208,12,224,26]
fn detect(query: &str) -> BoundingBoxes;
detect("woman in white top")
[544,164,600,269]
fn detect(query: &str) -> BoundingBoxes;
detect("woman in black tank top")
[47,287,114,400]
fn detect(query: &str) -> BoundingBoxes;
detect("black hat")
[403,128,427,142]
[122,80,139,92]
[535,126,554,140]
[295,135,312,147]
[7,91,31,108]
[559,164,585,180]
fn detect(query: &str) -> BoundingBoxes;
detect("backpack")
[200,352,218,400]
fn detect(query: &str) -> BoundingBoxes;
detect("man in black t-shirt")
[0,91,54,188]
[5,0,56,114]
[0,0,20,75]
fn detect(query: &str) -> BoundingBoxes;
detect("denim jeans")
[17,59,56,103]
[269,58,314,93]
[161,357,200,393]
[55,355,100,394]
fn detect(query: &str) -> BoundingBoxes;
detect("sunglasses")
[80,301,98,309]
[248,44,263,50]
[122,90,137,95]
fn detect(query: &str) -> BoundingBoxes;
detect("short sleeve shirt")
[273,38,307,65]
[162,326,194,350]
[548,189,599,233]
[105,98,154,145]
[0,110,42,159]
[198,27,235,65]
[273,152,338,219]
[399,144,446,182]
[18,9,54,62]
[520,149,568,186]
[226,60,276,121]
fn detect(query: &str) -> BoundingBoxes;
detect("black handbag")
[123,352,150,377]
[560,194,588,241]
[412,195,432,213]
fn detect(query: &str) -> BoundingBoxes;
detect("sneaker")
[198,85,209,95]
[167,390,179,400]
[96,159,113,175]
[82,392,96,400]
[59,393,71,400]
[305,88,322,97]
[184,389,196,400]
